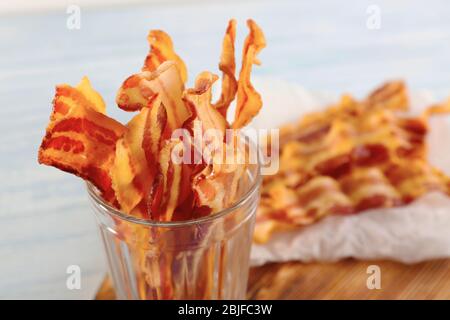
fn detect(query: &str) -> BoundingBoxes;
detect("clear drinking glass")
[87,161,260,300]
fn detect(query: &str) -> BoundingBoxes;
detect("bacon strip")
[193,133,250,215]
[184,71,227,138]
[192,165,226,213]
[365,80,408,111]
[339,168,401,211]
[213,19,238,118]
[148,140,185,221]
[143,95,168,171]
[111,95,166,215]
[254,176,353,243]
[232,19,266,129]
[385,160,447,202]
[116,62,191,131]
[184,70,247,213]
[423,98,450,117]
[39,78,126,204]
[143,30,188,83]
[52,76,106,119]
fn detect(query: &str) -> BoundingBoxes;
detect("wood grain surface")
[96,259,450,300]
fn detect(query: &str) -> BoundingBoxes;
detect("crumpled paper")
[249,77,450,266]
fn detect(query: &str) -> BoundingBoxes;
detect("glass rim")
[87,160,261,228]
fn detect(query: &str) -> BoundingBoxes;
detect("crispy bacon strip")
[423,98,450,117]
[116,62,191,131]
[184,72,228,180]
[39,78,126,203]
[365,80,408,111]
[339,168,401,211]
[295,176,353,221]
[184,71,246,212]
[148,140,185,221]
[111,95,166,215]
[184,71,227,137]
[192,138,247,213]
[115,73,150,112]
[143,30,188,83]
[192,139,245,210]
[111,139,139,212]
[213,19,238,118]
[52,76,106,119]
[232,19,266,129]
[254,176,353,243]
[192,165,226,213]
[385,160,447,202]
[143,95,169,172]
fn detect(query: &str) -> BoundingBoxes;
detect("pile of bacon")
[255,81,450,243]
[38,19,266,221]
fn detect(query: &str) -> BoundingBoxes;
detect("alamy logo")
[366,5,381,30]
[366,265,381,289]
[66,265,81,290]
[66,5,81,30]
[169,121,280,176]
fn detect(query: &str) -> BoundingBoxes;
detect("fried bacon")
[148,140,185,221]
[214,19,238,118]
[111,95,166,215]
[256,81,450,243]
[38,21,267,301]
[232,20,266,129]
[143,30,188,83]
[423,98,450,118]
[192,151,246,213]
[254,176,353,243]
[38,77,126,204]
[385,160,448,202]
[339,168,401,210]
[365,80,408,111]
[39,20,267,225]
[185,71,241,212]
[52,76,106,118]
[184,71,252,212]
[184,66,256,213]
[192,165,226,213]
[116,62,191,132]
[115,73,150,112]
[114,19,267,220]
[184,72,227,139]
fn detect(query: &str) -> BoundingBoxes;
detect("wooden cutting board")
[96,259,450,299]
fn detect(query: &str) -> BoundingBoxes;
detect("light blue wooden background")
[1,0,449,299]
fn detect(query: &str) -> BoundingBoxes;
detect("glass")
[87,160,261,300]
